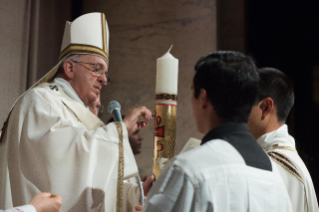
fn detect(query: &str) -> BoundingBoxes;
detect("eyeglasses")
[71,60,110,85]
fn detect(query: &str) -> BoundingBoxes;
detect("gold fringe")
[270,144,298,154]
[115,122,124,212]
[268,151,309,211]
[268,151,303,183]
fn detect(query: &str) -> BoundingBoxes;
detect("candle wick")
[167,45,173,53]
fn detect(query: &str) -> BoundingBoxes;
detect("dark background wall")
[246,0,319,192]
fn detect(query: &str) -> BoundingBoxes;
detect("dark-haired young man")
[139,52,292,212]
[248,68,318,212]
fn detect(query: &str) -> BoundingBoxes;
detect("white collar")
[256,124,296,151]
[53,78,85,107]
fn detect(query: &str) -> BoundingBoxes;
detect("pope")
[0,13,152,212]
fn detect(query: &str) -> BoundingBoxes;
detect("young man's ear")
[199,89,210,109]
[260,97,274,119]
[63,60,75,79]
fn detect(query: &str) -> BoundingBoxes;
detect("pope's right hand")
[123,106,152,135]
[29,192,62,212]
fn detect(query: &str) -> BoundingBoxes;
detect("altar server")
[139,51,293,212]
[0,13,152,212]
[248,67,319,212]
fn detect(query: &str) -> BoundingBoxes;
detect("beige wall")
[0,0,30,125]
[0,0,71,126]
[83,0,217,175]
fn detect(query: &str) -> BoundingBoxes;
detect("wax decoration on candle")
[153,46,179,179]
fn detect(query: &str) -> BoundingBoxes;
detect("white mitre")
[33,12,110,89]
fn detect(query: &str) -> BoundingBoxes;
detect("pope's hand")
[123,106,152,135]
[29,192,62,212]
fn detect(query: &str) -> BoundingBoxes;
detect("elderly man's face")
[71,55,108,106]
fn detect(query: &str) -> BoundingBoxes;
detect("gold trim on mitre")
[101,13,107,53]
[59,44,109,65]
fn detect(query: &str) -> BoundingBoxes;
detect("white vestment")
[0,204,35,212]
[257,124,319,212]
[143,139,293,212]
[0,78,139,212]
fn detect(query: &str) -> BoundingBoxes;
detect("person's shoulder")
[23,85,58,104]
[173,139,245,176]
[26,84,51,97]
[177,139,243,162]
[175,139,219,160]
[13,85,60,114]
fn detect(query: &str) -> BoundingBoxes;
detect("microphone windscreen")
[107,101,121,114]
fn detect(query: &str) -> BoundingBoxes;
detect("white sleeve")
[123,181,140,212]
[142,160,196,212]
[4,204,36,212]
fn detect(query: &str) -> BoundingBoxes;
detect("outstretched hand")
[143,175,154,196]
[123,106,152,135]
[29,192,62,212]
[135,205,143,212]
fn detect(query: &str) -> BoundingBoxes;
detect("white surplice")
[143,139,293,212]
[257,124,319,212]
[0,78,139,212]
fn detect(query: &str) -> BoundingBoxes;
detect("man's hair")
[256,67,294,122]
[193,51,259,122]
[55,54,80,77]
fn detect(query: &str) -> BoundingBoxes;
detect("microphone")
[107,101,122,121]
[107,100,145,206]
